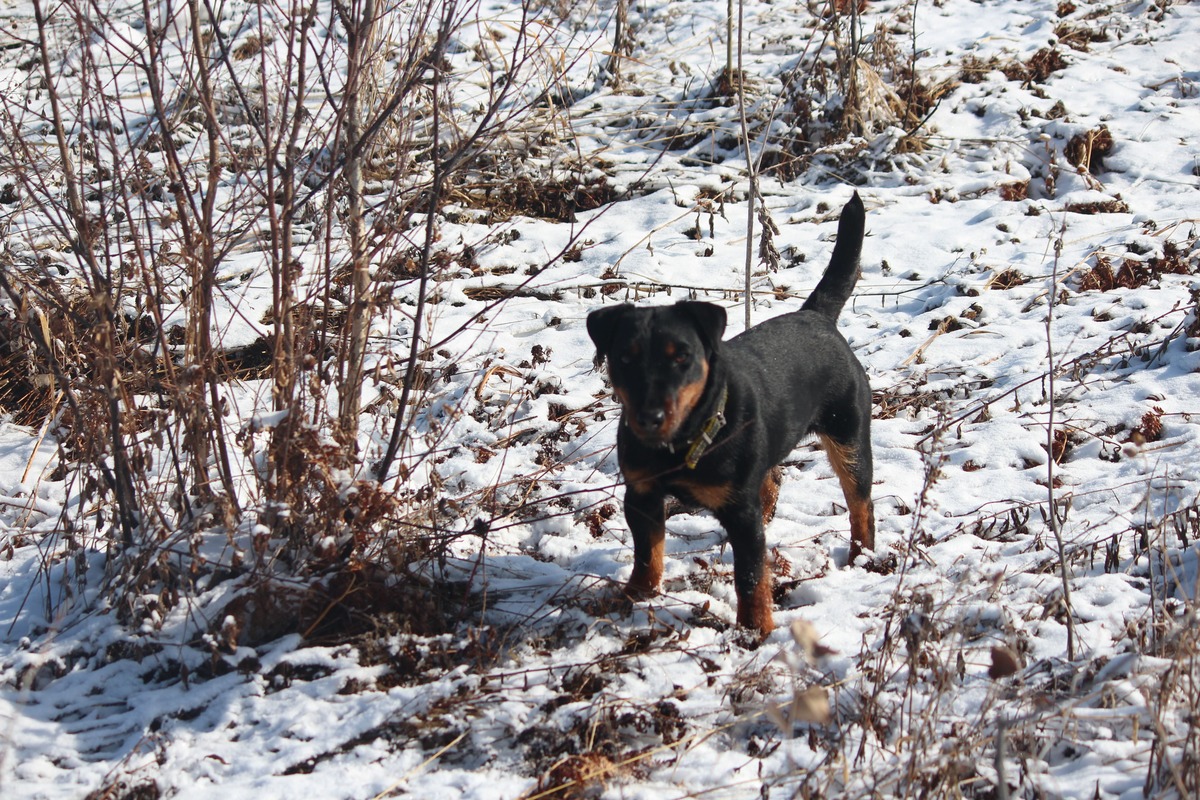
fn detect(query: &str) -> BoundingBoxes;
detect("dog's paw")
[847,547,897,574]
[622,580,660,602]
[582,584,640,618]
[862,551,898,575]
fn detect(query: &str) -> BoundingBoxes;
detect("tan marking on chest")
[621,465,660,496]
[670,477,733,511]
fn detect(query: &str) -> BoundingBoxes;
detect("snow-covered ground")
[4,0,1200,797]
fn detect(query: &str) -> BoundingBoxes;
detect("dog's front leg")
[719,503,774,636]
[623,486,666,598]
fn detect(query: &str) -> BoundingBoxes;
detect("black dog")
[586,193,874,635]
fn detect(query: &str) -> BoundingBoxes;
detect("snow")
[3,0,1200,797]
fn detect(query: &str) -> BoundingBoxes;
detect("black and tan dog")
[586,193,874,636]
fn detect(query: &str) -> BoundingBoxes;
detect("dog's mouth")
[626,423,673,449]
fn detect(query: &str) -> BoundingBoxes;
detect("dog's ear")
[587,304,632,368]
[676,301,727,353]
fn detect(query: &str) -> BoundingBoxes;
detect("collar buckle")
[683,387,728,469]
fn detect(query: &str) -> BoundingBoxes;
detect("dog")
[586,193,874,636]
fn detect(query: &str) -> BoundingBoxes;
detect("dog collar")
[683,386,728,469]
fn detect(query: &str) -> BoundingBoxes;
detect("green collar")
[683,386,728,469]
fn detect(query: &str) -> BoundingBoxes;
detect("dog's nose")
[636,408,666,431]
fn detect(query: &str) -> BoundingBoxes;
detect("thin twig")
[1046,215,1077,662]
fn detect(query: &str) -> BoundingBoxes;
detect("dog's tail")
[800,192,866,321]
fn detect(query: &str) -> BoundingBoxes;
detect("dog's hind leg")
[818,432,876,563]
[759,465,783,527]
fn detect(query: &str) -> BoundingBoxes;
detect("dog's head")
[587,300,726,447]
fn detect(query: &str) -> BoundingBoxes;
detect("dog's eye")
[673,352,690,367]
[619,352,634,365]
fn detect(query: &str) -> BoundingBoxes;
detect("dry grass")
[0,0,606,640]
